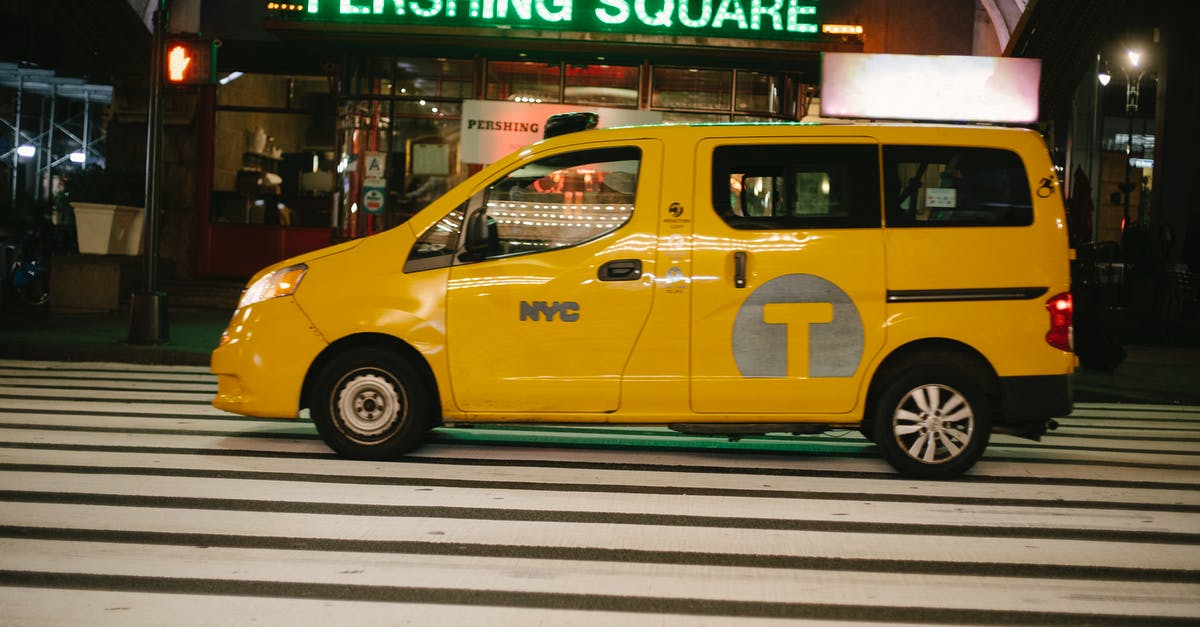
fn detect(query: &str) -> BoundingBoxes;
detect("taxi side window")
[712,144,880,229]
[883,145,1033,227]
[461,147,640,261]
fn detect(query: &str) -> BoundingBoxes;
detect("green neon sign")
[288,0,821,41]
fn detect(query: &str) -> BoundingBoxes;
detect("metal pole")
[1122,101,1133,229]
[11,76,21,212]
[43,87,57,210]
[82,91,91,166]
[1091,53,1103,242]
[129,0,170,344]
[146,6,165,295]
[34,95,44,208]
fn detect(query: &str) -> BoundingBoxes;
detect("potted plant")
[66,165,146,256]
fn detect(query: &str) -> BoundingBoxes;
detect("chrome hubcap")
[336,371,405,439]
[892,383,973,464]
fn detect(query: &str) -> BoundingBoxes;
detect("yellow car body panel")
[689,136,887,416]
[443,139,663,413]
[211,295,327,418]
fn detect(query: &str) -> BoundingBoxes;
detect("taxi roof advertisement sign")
[820,52,1041,124]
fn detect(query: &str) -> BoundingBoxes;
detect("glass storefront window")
[735,71,782,114]
[395,58,475,99]
[487,61,561,103]
[334,99,466,239]
[662,111,729,124]
[331,58,476,239]
[652,67,731,111]
[564,64,639,108]
[211,73,335,228]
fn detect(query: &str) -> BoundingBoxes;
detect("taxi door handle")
[599,259,642,281]
[734,251,747,288]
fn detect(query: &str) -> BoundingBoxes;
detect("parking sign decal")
[731,274,864,378]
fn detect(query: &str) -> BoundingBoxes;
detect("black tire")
[870,361,992,479]
[16,276,49,306]
[310,348,432,460]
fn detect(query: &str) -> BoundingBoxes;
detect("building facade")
[188,0,985,278]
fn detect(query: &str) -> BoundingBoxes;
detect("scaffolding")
[2,62,114,214]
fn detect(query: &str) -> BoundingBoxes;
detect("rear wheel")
[310,348,432,460]
[870,361,992,479]
[16,275,49,306]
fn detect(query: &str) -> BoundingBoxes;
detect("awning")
[1005,0,1126,119]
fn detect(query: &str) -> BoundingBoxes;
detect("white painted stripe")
[4,447,1195,507]
[1,407,1198,458]
[0,360,212,375]
[1074,402,1200,412]
[0,399,238,417]
[6,424,1200,474]
[1003,435,1200,453]
[410,442,1200,485]
[0,429,325,453]
[7,423,1197,485]
[0,589,806,627]
[2,503,1197,571]
[0,387,214,402]
[980,443,1200,465]
[4,540,1199,617]
[0,412,288,432]
[4,471,1195,535]
[0,377,216,392]
[1060,423,1200,435]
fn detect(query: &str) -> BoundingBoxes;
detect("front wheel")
[870,364,992,479]
[310,348,432,460]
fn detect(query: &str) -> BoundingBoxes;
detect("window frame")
[882,145,1035,228]
[710,143,882,230]
[407,146,642,270]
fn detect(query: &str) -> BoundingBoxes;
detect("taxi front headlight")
[238,263,308,309]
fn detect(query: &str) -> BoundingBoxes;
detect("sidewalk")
[1,302,1199,404]
[0,306,228,367]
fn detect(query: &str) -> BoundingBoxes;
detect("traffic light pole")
[129,1,169,344]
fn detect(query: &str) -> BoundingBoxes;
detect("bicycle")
[2,228,51,307]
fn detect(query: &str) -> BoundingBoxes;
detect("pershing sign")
[460,99,662,164]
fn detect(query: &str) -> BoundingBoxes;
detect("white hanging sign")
[460,100,663,165]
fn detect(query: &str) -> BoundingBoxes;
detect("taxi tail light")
[1045,292,1073,352]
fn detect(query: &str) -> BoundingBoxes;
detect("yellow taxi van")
[212,118,1074,479]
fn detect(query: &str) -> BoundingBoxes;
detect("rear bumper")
[995,374,1072,439]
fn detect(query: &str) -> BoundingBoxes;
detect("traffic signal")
[163,38,216,86]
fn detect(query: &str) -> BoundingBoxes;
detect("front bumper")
[211,297,327,418]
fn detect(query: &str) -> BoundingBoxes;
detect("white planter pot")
[72,202,145,256]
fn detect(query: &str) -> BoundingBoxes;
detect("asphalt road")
[0,359,1198,625]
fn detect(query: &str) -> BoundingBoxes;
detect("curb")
[0,342,211,367]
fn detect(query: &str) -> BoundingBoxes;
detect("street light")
[1120,47,1147,230]
[1090,55,1110,242]
[1124,49,1144,114]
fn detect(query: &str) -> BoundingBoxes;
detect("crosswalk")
[1,359,1198,625]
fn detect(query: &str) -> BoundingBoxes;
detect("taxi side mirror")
[460,209,496,262]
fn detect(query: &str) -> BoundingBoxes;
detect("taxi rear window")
[883,145,1033,227]
[712,144,881,230]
